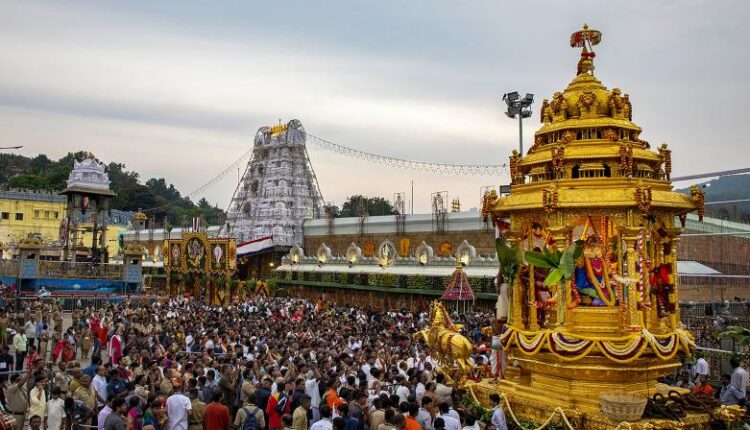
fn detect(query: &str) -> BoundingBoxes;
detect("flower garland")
[584,258,616,306]
[634,186,652,213]
[690,185,705,221]
[499,325,694,364]
[542,187,559,214]
[619,142,634,177]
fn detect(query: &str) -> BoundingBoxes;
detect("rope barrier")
[498,394,637,430]
[501,394,575,430]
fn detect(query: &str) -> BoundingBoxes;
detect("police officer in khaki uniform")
[3,372,30,430]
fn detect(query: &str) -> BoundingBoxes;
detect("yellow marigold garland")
[502,326,694,364]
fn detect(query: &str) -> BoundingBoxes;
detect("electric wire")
[306,134,509,176]
[142,147,253,214]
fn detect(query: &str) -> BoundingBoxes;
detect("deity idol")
[572,235,615,306]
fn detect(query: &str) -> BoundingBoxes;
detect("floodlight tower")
[502,92,534,154]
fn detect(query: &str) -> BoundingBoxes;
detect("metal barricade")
[18,294,158,312]
[37,261,123,280]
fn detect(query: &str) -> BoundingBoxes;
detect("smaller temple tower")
[225,119,324,249]
[60,154,114,263]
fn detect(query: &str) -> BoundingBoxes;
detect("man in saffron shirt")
[204,391,230,430]
[267,382,293,430]
[402,403,421,430]
[693,375,714,397]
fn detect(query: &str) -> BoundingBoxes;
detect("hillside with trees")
[677,174,750,223]
[0,151,225,226]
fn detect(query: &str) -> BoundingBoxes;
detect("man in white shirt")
[185,333,194,354]
[488,394,508,430]
[395,376,410,404]
[436,403,460,430]
[360,359,372,383]
[204,337,214,353]
[693,357,709,383]
[92,366,108,408]
[462,415,480,430]
[434,374,452,406]
[310,405,333,430]
[417,398,433,430]
[166,386,192,430]
[305,370,322,423]
[97,402,112,430]
[12,330,27,370]
[730,358,749,395]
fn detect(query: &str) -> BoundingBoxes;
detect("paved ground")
[9,313,99,371]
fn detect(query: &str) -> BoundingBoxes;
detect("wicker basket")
[599,393,647,422]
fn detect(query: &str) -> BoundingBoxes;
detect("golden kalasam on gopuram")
[420,24,743,429]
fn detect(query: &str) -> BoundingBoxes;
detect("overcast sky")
[1,1,748,213]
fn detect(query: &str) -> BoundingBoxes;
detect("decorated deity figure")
[551,143,565,179]
[577,91,598,118]
[619,140,634,177]
[649,263,676,319]
[658,143,672,180]
[571,235,614,307]
[509,150,522,184]
[549,92,568,121]
[623,93,633,120]
[481,190,498,223]
[609,88,629,119]
[540,99,552,124]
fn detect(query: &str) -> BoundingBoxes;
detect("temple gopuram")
[426,25,745,429]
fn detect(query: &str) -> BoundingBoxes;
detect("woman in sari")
[108,327,123,365]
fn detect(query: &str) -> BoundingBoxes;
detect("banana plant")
[523,240,585,286]
[495,237,522,285]
[716,326,750,347]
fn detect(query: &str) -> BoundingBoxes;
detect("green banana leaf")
[716,326,750,346]
[496,237,520,284]
[544,268,565,286]
[542,246,561,266]
[523,250,557,269]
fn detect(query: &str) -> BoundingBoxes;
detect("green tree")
[339,195,396,217]
[0,151,226,225]
[8,174,49,190]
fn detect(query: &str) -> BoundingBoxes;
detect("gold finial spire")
[570,23,602,76]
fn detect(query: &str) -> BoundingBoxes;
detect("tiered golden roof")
[500,24,694,215]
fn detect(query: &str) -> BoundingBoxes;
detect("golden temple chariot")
[435,24,744,430]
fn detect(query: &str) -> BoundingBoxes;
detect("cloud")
[0,0,749,213]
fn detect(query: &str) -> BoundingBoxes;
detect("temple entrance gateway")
[162,232,237,305]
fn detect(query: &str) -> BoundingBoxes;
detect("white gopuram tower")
[225,119,324,248]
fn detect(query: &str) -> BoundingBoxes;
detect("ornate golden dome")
[506,24,675,189]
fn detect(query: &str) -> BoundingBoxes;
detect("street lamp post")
[502,92,534,154]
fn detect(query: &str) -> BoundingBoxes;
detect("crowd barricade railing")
[37,261,124,280]
[17,294,159,312]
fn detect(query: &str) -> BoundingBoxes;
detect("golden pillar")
[506,233,523,327]
[666,227,683,330]
[528,262,539,331]
[621,226,643,331]
[548,226,572,327]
